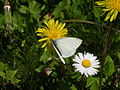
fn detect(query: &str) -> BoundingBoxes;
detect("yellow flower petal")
[113,10,118,20]
[38,38,48,42]
[36,28,44,32]
[41,42,48,48]
[103,8,112,12]
[105,9,114,21]
[58,23,66,31]
[36,33,43,36]
[110,10,119,22]
[96,1,106,5]
[44,47,47,51]
[55,20,59,27]
[44,21,48,27]
[110,14,114,22]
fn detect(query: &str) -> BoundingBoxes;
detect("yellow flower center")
[82,59,91,68]
[48,30,61,40]
[107,0,120,11]
[50,33,58,39]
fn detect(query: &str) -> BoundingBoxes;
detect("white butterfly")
[51,37,82,64]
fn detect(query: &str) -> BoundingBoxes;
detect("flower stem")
[81,74,85,90]
[62,20,120,32]
[99,24,113,90]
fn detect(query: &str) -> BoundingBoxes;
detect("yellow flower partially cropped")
[36,19,68,48]
[96,0,120,22]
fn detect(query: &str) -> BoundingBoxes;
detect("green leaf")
[0,71,5,79]
[52,10,64,19]
[29,1,36,11]
[86,77,99,90]
[80,16,88,20]
[6,70,18,79]
[72,0,84,5]
[90,82,99,90]
[0,14,4,24]
[56,80,74,90]
[19,5,28,14]
[52,0,66,18]
[35,65,44,73]
[70,84,77,90]
[28,1,41,19]
[86,77,95,88]
[0,62,8,71]
[93,5,102,20]
[67,0,71,6]
[49,61,60,70]
[40,50,52,64]
[7,45,12,49]
[117,53,120,61]
[51,72,57,77]
[104,55,115,76]
[11,78,21,84]
[71,72,81,80]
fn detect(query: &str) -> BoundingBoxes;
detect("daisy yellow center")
[82,59,91,68]
[107,0,120,11]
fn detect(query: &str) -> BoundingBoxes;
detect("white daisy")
[72,52,100,77]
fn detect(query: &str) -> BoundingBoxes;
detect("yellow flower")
[36,19,68,48]
[96,0,120,22]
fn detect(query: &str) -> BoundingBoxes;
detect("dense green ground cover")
[0,0,120,90]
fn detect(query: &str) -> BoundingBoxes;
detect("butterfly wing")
[53,37,82,58]
[52,42,66,64]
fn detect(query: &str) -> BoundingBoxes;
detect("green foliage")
[53,0,88,20]
[118,53,120,61]
[35,65,44,73]
[0,62,20,86]
[55,80,77,90]
[104,55,115,76]
[0,62,8,71]
[93,5,102,21]
[86,77,99,90]
[40,49,52,64]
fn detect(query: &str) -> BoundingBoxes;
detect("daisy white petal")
[78,53,84,60]
[73,52,100,77]
[73,55,81,63]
